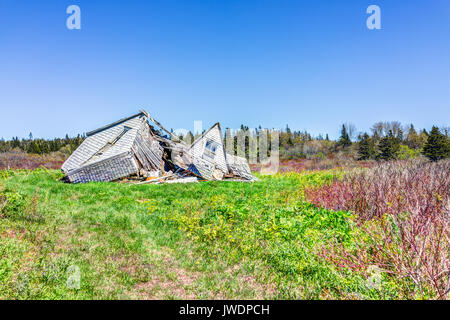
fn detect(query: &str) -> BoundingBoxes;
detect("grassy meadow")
[0,164,448,300]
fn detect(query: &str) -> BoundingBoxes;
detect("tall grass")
[305,160,450,299]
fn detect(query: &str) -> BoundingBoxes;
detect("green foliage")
[358,133,376,160]
[422,126,450,161]
[314,152,326,160]
[27,141,41,154]
[337,124,352,148]
[405,125,423,150]
[0,188,43,223]
[0,135,84,155]
[377,130,400,161]
[0,190,25,216]
[1,122,442,164]
[397,145,420,160]
[0,169,407,300]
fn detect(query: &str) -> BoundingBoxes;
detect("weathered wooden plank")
[67,151,139,183]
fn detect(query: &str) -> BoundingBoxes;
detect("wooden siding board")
[85,112,145,137]
[188,124,228,179]
[188,157,215,180]
[131,122,163,171]
[67,151,138,183]
[226,153,254,180]
[62,116,144,173]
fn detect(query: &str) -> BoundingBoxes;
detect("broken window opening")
[203,139,218,161]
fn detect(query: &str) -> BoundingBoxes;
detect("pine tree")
[422,126,450,161]
[11,137,20,149]
[286,125,291,135]
[39,140,49,154]
[27,140,41,154]
[285,125,294,146]
[358,133,376,160]
[377,130,399,161]
[337,124,352,148]
[372,131,380,143]
[186,131,194,145]
[406,124,422,149]
[397,128,404,142]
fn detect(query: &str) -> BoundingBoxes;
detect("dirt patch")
[225,263,278,299]
[133,276,197,299]
[1,228,26,240]
[125,247,201,299]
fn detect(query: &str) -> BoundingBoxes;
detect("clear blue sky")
[0,0,449,140]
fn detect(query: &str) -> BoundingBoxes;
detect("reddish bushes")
[305,160,450,299]
[0,151,66,170]
[251,158,375,173]
[306,160,449,220]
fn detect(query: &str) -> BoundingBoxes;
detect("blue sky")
[0,0,449,140]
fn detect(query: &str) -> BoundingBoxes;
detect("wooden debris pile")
[61,110,256,184]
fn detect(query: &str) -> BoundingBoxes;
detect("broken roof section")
[187,123,228,180]
[61,110,256,183]
[62,112,163,183]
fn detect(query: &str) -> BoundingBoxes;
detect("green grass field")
[0,169,404,300]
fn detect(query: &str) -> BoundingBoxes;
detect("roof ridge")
[86,112,144,137]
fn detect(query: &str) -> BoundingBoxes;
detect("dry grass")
[0,151,67,170]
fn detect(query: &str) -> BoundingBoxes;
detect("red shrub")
[251,158,375,173]
[0,151,66,170]
[305,160,450,299]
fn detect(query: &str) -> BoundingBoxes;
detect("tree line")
[0,134,85,155]
[354,123,449,162]
[1,121,449,162]
[218,121,449,162]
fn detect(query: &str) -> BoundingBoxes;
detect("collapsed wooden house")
[61,112,163,183]
[61,110,255,184]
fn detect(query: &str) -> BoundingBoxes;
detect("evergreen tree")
[27,140,41,154]
[422,126,450,161]
[406,124,422,149]
[418,129,429,148]
[397,128,404,142]
[186,131,194,145]
[287,134,294,147]
[377,130,399,161]
[11,137,20,149]
[372,131,380,143]
[39,140,50,154]
[337,124,352,148]
[358,133,376,160]
[286,124,291,135]
[285,125,294,146]
[0,138,7,152]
